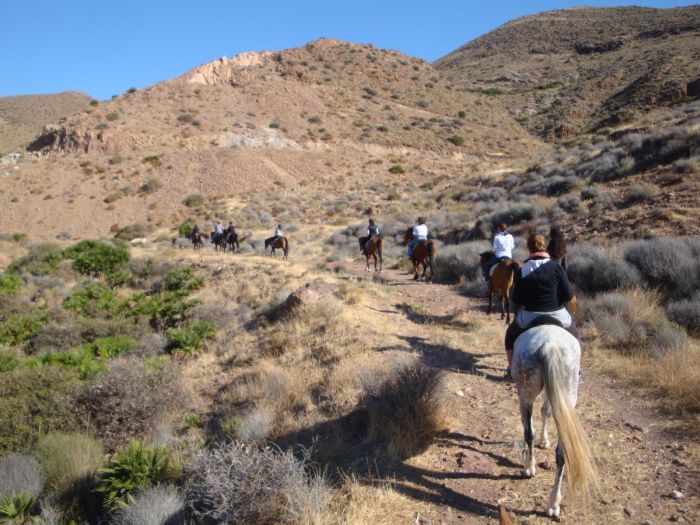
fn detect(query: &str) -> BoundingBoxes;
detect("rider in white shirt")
[483,223,515,281]
[214,221,224,243]
[408,217,428,258]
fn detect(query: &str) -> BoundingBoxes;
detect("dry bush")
[186,443,331,524]
[113,485,185,525]
[582,289,687,358]
[76,358,186,450]
[433,242,488,283]
[623,237,698,300]
[567,243,641,293]
[236,407,275,443]
[666,294,700,335]
[35,432,103,495]
[362,361,447,459]
[0,454,44,498]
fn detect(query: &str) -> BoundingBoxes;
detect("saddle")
[527,315,563,329]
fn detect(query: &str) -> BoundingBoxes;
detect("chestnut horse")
[265,236,289,260]
[479,251,520,324]
[404,228,437,281]
[360,235,383,272]
[192,232,204,249]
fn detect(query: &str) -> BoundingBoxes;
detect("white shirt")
[493,231,514,258]
[215,223,224,234]
[413,224,428,240]
[274,227,283,236]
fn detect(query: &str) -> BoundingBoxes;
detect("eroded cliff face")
[184,51,273,86]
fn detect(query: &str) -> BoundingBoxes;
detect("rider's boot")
[504,349,514,381]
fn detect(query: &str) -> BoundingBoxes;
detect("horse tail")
[282,237,289,257]
[541,343,598,498]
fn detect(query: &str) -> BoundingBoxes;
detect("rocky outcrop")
[185,52,272,86]
[268,282,340,322]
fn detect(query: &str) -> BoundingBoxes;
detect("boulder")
[268,282,339,322]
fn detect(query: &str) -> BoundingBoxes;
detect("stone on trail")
[268,282,339,321]
[671,490,684,500]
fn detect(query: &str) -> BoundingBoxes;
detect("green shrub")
[176,113,193,123]
[109,155,123,165]
[128,292,199,331]
[64,240,130,277]
[97,440,179,510]
[446,135,465,146]
[165,320,216,354]
[106,270,133,288]
[178,221,193,238]
[105,112,119,121]
[7,244,63,276]
[457,111,466,118]
[0,349,20,372]
[0,309,48,348]
[184,413,201,429]
[0,274,23,295]
[182,194,204,207]
[63,281,119,318]
[141,156,161,167]
[388,165,405,174]
[115,222,155,241]
[39,336,137,378]
[163,265,203,293]
[36,432,104,494]
[0,493,36,522]
[11,233,27,242]
[0,367,81,452]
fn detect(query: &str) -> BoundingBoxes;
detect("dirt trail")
[342,265,699,525]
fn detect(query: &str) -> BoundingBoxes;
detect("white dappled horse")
[512,325,598,518]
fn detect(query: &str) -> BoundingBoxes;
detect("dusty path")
[341,264,699,525]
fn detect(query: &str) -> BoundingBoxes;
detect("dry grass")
[363,361,448,459]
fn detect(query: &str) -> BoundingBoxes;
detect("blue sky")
[0,0,695,99]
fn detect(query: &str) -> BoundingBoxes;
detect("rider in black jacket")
[504,233,579,380]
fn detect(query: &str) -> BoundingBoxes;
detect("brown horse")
[404,228,437,281]
[212,232,227,252]
[226,232,246,253]
[479,251,520,323]
[360,235,383,272]
[192,232,204,249]
[265,236,289,260]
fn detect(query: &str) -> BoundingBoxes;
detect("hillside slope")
[0,39,544,239]
[0,91,91,155]
[435,6,700,139]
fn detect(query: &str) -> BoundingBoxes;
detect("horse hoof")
[538,439,551,449]
[522,467,536,478]
[547,506,560,518]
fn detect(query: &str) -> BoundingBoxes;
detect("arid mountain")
[0,91,92,155]
[435,6,700,139]
[0,39,543,239]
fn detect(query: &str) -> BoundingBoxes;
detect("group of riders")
[188,222,284,247]
[359,216,576,382]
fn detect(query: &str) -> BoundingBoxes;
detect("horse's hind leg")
[487,284,493,315]
[539,398,551,449]
[519,396,537,477]
[547,442,566,517]
[499,289,506,319]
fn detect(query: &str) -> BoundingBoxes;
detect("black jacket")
[512,256,574,312]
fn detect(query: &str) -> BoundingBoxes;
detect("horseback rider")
[408,217,428,258]
[547,226,567,271]
[190,224,200,241]
[226,222,237,238]
[272,224,283,243]
[360,218,380,253]
[213,221,224,243]
[503,233,579,380]
[483,223,514,282]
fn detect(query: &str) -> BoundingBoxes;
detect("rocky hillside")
[0,39,544,239]
[435,6,700,139]
[0,92,92,155]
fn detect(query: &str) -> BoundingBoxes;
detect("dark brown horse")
[265,236,289,260]
[404,228,437,281]
[226,232,246,253]
[212,232,227,252]
[360,235,383,272]
[479,251,520,323]
[192,232,204,249]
